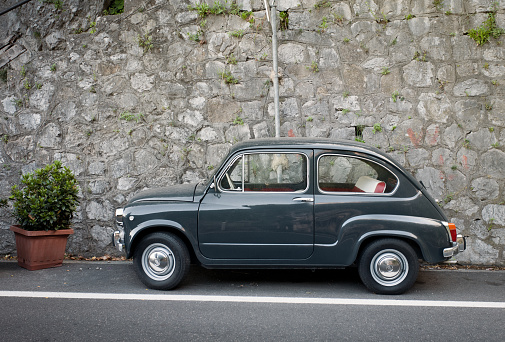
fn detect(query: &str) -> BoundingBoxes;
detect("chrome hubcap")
[370,249,409,287]
[142,243,176,281]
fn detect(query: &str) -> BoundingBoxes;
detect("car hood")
[129,183,197,203]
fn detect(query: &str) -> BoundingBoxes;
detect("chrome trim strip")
[201,243,313,247]
[315,152,400,196]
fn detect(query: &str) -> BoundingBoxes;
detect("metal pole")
[270,1,280,138]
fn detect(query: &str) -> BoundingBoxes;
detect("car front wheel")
[133,232,190,290]
[358,238,419,295]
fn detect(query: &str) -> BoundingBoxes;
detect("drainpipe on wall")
[268,0,280,138]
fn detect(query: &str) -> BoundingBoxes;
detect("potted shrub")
[9,160,79,270]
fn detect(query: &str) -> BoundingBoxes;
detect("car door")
[198,149,314,260]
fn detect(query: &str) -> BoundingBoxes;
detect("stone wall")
[0,0,504,264]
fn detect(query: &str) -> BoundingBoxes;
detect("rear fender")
[338,215,449,265]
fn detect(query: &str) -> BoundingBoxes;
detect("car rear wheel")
[133,232,190,290]
[358,238,419,295]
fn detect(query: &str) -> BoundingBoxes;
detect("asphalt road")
[1,261,504,341]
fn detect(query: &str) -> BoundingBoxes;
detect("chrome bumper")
[112,229,125,252]
[113,208,125,252]
[443,234,466,258]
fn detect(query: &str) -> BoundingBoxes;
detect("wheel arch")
[354,232,424,264]
[128,225,198,264]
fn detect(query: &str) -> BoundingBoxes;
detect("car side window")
[318,155,397,194]
[220,153,308,192]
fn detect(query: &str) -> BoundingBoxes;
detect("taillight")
[448,223,457,242]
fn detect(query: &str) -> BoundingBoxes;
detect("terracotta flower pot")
[10,225,74,271]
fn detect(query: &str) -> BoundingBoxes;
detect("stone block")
[481,149,505,178]
[403,60,434,87]
[453,79,489,97]
[471,177,499,201]
[454,100,483,131]
[207,98,241,123]
[417,93,452,123]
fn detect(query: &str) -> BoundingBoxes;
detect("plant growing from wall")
[218,70,239,84]
[229,29,244,38]
[307,61,319,73]
[226,54,237,65]
[279,11,289,31]
[467,3,504,45]
[433,0,444,11]
[119,111,144,123]
[373,123,382,134]
[233,115,244,125]
[317,17,328,33]
[138,33,153,53]
[413,50,427,61]
[391,91,404,102]
[103,0,124,15]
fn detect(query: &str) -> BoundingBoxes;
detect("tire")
[358,238,419,295]
[133,232,190,290]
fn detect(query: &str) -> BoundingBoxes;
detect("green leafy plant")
[89,20,97,34]
[104,0,124,15]
[50,64,57,72]
[342,108,350,115]
[229,29,244,38]
[343,38,350,43]
[306,116,313,122]
[391,90,404,102]
[119,111,144,123]
[307,61,319,73]
[226,54,237,65]
[233,115,244,125]
[433,0,444,11]
[491,80,498,85]
[343,91,349,98]
[467,3,504,45]
[317,16,329,33]
[373,123,382,134]
[381,67,390,75]
[487,218,495,231]
[218,70,239,84]
[463,139,470,149]
[491,142,500,148]
[138,33,153,53]
[404,14,415,20]
[279,11,289,30]
[314,1,331,9]
[21,65,26,78]
[10,161,79,231]
[413,50,427,61]
[24,80,31,90]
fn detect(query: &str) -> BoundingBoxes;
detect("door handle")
[292,197,314,202]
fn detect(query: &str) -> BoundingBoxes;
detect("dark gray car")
[113,138,466,294]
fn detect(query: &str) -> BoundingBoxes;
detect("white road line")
[0,291,504,308]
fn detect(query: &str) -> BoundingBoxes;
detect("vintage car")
[113,138,466,294]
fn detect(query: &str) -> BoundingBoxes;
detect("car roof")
[230,137,390,162]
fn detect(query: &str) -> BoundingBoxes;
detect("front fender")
[337,215,449,265]
[122,202,199,258]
